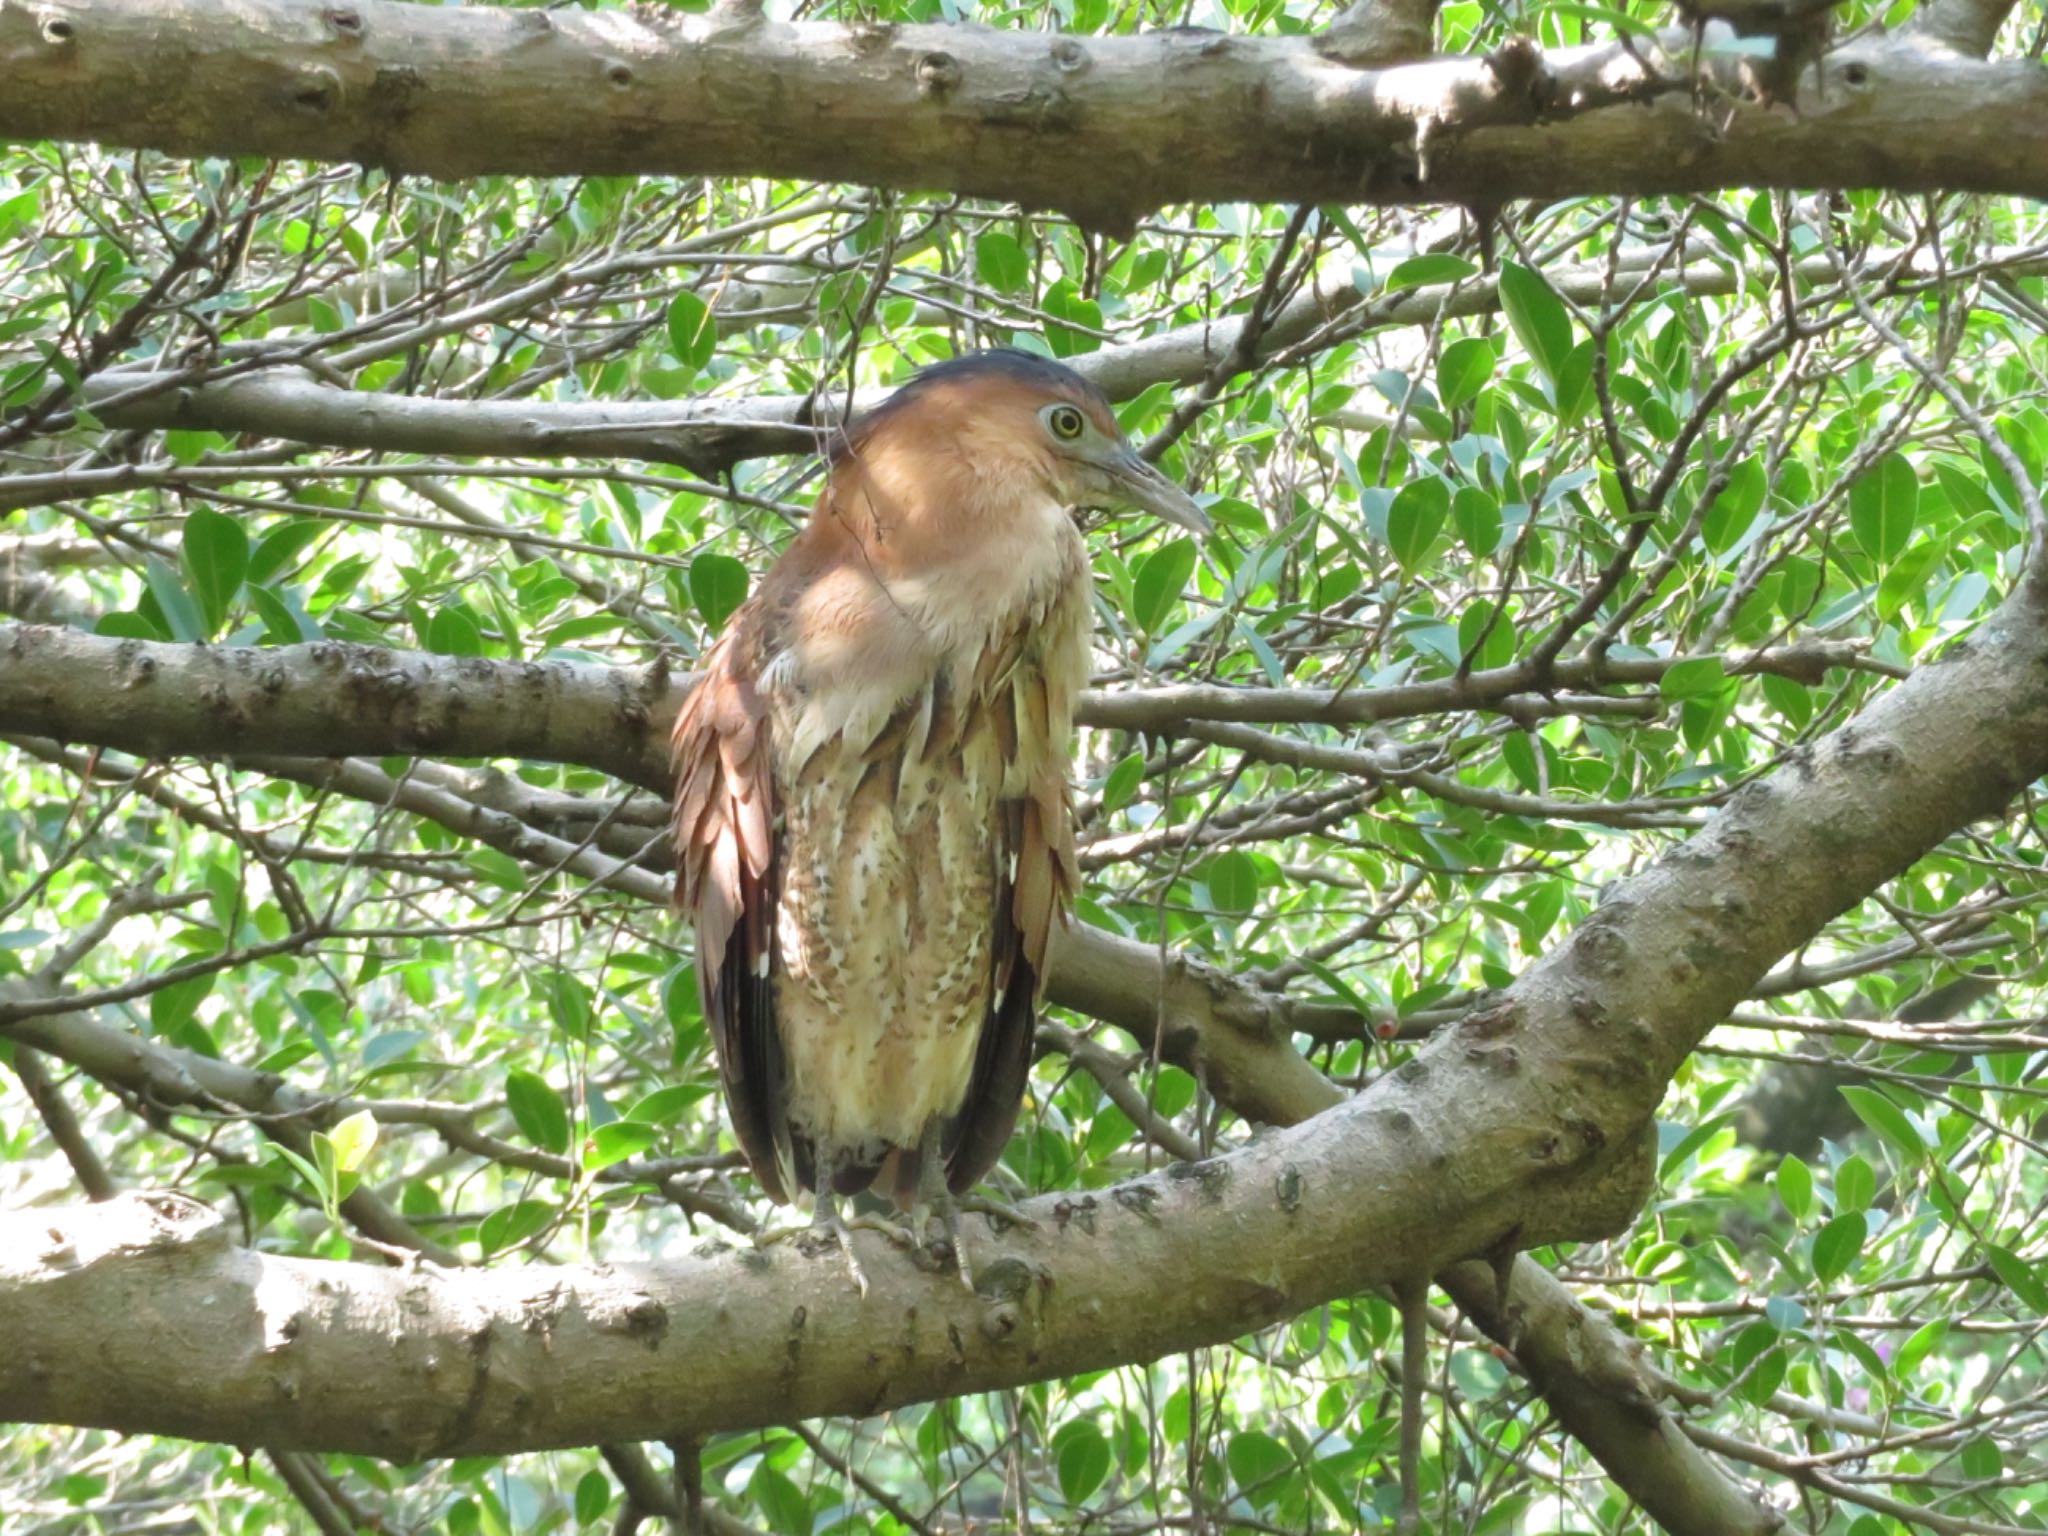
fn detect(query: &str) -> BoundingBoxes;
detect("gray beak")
[1107,446,1214,536]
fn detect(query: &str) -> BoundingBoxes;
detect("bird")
[670,349,1210,1285]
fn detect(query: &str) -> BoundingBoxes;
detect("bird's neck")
[824,446,1088,637]
[768,477,1092,770]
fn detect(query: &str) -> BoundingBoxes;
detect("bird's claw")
[845,1212,920,1250]
[953,1191,1038,1232]
[753,1201,880,1297]
[909,1189,1037,1291]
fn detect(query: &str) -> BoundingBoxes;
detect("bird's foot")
[954,1190,1038,1233]
[908,1194,973,1290]
[844,1210,921,1249]
[910,1190,1037,1291]
[752,1198,899,1296]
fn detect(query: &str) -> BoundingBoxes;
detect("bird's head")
[837,350,1214,538]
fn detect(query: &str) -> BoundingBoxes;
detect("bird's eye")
[1046,404,1086,441]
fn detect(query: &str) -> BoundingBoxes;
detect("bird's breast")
[773,509,1090,771]
[763,528,1091,1164]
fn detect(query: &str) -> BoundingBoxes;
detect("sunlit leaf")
[1849,452,1919,563]
[505,1069,571,1155]
[689,553,749,632]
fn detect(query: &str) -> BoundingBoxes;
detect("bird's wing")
[671,628,791,1202]
[943,664,1079,1196]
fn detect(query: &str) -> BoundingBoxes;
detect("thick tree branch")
[1907,0,2018,57]
[0,625,679,790]
[6,576,2046,1471]
[0,624,1891,798]
[1437,1261,1781,1535]
[80,367,831,480]
[1315,0,1442,66]
[1,3,2044,231]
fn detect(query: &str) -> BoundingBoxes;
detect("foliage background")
[5,0,2048,1530]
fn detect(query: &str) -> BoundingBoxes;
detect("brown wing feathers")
[941,668,1076,1195]
[670,633,792,1202]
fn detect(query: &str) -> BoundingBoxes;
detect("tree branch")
[61,246,2048,477]
[0,624,1893,799]
[1,3,2044,231]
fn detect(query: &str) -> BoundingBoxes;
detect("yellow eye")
[1047,404,1086,441]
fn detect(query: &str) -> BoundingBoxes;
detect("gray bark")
[0,623,1889,797]
[0,2,2044,231]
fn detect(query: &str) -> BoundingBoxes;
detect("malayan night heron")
[671,350,1210,1287]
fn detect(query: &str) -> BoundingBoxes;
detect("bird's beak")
[1106,446,1214,536]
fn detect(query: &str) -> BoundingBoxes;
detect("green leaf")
[1893,1317,1948,1376]
[1437,336,1495,410]
[1848,452,1918,563]
[573,1470,610,1527]
[975,231,1029,293]
[666,291,716,374]
[1098,750,1145,816]
[143,558,206,643]
[1961,1435,2003,1481]
[1053,1419,1112,1503]
[1811,1211,1866,1282]
[269,1143,327,1202]
[1204,850,1260,914]
[467,849,529,892]
[95,609,166,642]
[1042,278,1104,357]
[426,605,484,657]
[1227,1431,1293,1500]
[1659,657,1728,702]
[505,1069,571,1155]
[1457,599,1511,672]
[1835,1153,1875,1213]
[1875,537,1945,622]
[150,972,214,1035]
[547,973,592,1042]
[248,582,324,644]
[1385,478,1448,573]
[1702,456,1767,554]
[1498,262,1572,386]
[1761,673,1811,728]
[1130,538,1196,633]
[1775,1154,1813,1221]
[326,1108,379,1174]
[179,508,249,639]
[1839,1085,1925,1162]
[1985,1244,2048,1311]
[586,1121,658,1171]
[1553,337,1596,423]
[477,1198,556,1256]
[689,553,748,632]
[748,1464,810,1536]
[1658,1111,1734,1180]
[1387,254,1478,291]
[627,1083,711,1123]
[247,519,326,586]
[1452,486,1503,560]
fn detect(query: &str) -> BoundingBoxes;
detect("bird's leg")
[908,1138,975,1290]
[906,1129,1038,1291]
[752,1190,895,1296]
[807,1191,877,1297]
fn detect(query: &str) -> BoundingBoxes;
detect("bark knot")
[915,51,962,96]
